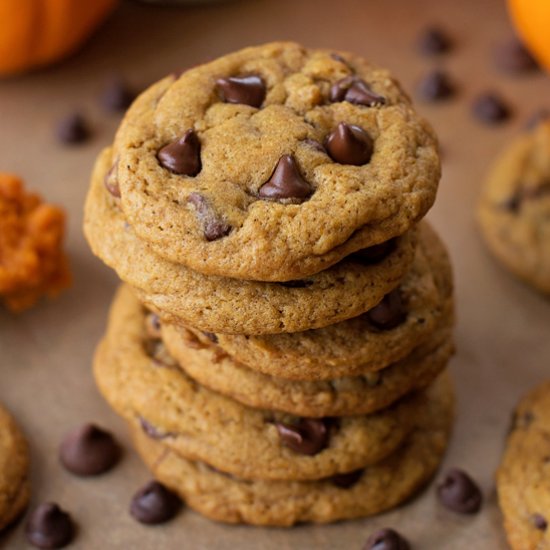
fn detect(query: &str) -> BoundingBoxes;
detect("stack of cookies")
[84,42,456,526]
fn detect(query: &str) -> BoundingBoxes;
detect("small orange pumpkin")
[508,0,550,70]
[0,0,118,76]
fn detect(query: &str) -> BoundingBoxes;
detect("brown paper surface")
[1,0,549,547]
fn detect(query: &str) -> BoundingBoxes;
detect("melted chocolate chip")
[275,418,329,455]
[104,160,121,198]
[56,113,90,145]
[25,503,75,549]
[188,192,231,241]
[532,513,548,531]
[437,468,483,514]
[417,26,453,55]
[216,75,266,107]
[330,76,386,107]
[331,469,363,488]
[157,130,201,176]
[472,93,511,125]
[348,239,396,265]
[364,528,410,550]
[139,417,174,440]
[59,424,120,476]
[325,123,373,165]
[100,76,137,112]
[130,481,182,524]
[259,155,313,201]
[417,70,455,101]
[366,290,407,330]
[495,38,539,74]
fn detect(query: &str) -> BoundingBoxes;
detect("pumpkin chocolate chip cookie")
[111,41,440,281]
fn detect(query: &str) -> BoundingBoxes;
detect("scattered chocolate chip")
[532,514,548,531]
[348,239,396,265]
[279,279,314,288]
[417,70,455,101]
[275,418,329,455]
[104,160,121,198]
[325,123,373,165]
[331,469,363,488]
[417,26,453,56]
[59,424,120,477]
[100,76,137,112]
[364,528,410,550]
[330,76,386,107]
[130,481,182,525]
[366,290,406,330]
[494,38,539,74]
[259,155,313,201]
[25,503,75,549]
[157,130,201,176]
[202,331,218,343]
[56,113,90,145]
[437,468,483,514]
[216,75,266,108]
[145,312,162,339]
[472,93,511,125]
[139,417,174,440]
[525,108,550,130]
[187,192,231,241]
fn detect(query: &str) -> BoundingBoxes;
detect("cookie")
[478,120,550,294]
[111,41,440,281]
[0,403,30,531]
[95,284,441,481]
[131,371,454,526]
[497,381,550,549]
[85,147,417,335]
[163,221,453,380]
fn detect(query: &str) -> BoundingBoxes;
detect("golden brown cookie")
[497,381,550,549]
[478,120,550,294]
[85,147,417,335]
[0,403,30,531]
[131,371,454,526]
[111,41,440,281]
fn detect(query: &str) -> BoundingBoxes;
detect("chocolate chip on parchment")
[56,112,90,145]
[259,155,313,201]
[100,76,137,112]
[130,481,182,525]
[325,123,373,165]
[59,424,120,476]
[216,75,266,108]
[366,290,407,330]
[417,69,455,101]
[472,93,511,125]
[187,192,231,241]
[494,38,539,74]
[275,418,329,456]
[437,468,483,514]
[157,129,201,176]
[363,528,410,550]
[417,26,453,56]
[25,503,75,549]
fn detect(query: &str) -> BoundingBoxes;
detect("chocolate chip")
[494,38,539,74]
[104,160,121,198]
[157,130,201,176]
[303,138,326,153]
[139,417,174,440]
[417,26,453,55]
[100,76,137,112]
[216,75,266,108]
[187,192,231,241]
[275,418,329,455]
[532,514,548,531]
[472,93,511,125]
[325,123,373,165]
[130,480,182,524]
[330,76,386,107]
[145,312,162,339]
[259,155,313,201]
[417,70,455,101]
[348,239,396,265]
[502,191,522,213]
[25,503,75,549]
[331,469,363,488]
[59,424,120,477]
[202,331,218,343]
[437,468,483,514]
[366,290,406,330]
[364,528,410,550]
[56,113,90,145]
[279,279,314,288]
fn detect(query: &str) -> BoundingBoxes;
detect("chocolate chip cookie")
[162,221,453,380]
[497,381,550,549]
[0,404,30,531]
[111,41,440,281]
[85,147,417,334]
[94,284,442,481]
[131,371,454,526]
[478,120,550,294]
